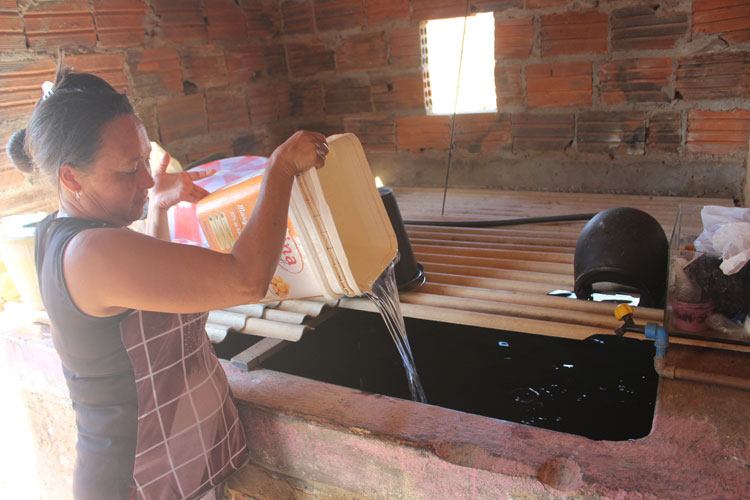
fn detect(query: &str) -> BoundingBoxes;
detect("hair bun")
[6,128,34,174]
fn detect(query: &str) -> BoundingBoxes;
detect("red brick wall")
[2,0,750,215]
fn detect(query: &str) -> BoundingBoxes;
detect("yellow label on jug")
[196,171,325,302]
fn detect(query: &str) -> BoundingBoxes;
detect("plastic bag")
[694,206,750,275]
[167,155,269,246]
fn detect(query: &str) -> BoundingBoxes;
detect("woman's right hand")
[270,130,329,178]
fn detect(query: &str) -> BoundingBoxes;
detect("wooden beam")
[230,337,288,371]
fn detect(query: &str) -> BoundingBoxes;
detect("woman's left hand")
[149,152,215,210]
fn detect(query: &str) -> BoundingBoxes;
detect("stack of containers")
[195,133,398,302]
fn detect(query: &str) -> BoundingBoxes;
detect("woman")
[7,66,328,500]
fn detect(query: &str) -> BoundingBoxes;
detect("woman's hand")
[269,130,328,179]
[149,152,215,210]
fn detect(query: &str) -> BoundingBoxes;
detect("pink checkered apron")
[120,311,248,499]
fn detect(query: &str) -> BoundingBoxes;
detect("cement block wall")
[5,321,750,500]
[1,0,750,217]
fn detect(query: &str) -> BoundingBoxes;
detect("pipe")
[642,322,750,391]
[654,358,750,391]
[404,213,597,227]
[644,323,668,360]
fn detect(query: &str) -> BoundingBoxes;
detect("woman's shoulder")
[35,213,103,259]
[37,213,103,238]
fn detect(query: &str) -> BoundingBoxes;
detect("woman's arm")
[63,131,328,317]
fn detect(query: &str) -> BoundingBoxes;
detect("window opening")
[421,13,497,115]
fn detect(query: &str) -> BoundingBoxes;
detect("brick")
[397,115,451,151]
[233,132,272,157]
[612,6,688,51]
[0,0,26,51]
[600,58,672,104]
[675,51,750,101]
[248,83,291,124]
[412,0,468,22]
[65,53,129,94]
[186,140,234,165]
[24,0,97,51]
[181,45,229,90]
[324,79,373,115]
[0,166,25,190]
[541,10,608,56]
[337,32,388,71]
[134,102,158,142]
[287,40,335,77]
[527,0,568,8]
[0,129,15,165]
[342,116,396,152]
[127,48,182,98]
[0,183,59,216]
[471,0,521,12]
[372,73,425,112]
[454,113,511,153]
[0,58,57,121]
[93,0,147,47]
[315,0,364,32]
[0,184,57,217]
[157,93,208,144]
[495,64,523,107]
[263,44,288,79]
[495,17,534,60]
[0,129,25,184]
[390,27,422,68]
[242,0,281,39]
[225,43,266,85]
[289,119,343,138]
[511,113,574,151]
[206,88,250,132]
[205,0,247,40]
[365,0,409,26]
[290,81,324,116]
[686,109,750,155]
[693,0,750,44]
[280,0,314,34]
[648,111,681,153]
[577,111,647,155]
[526,62,592,108]
[152,0,207,43]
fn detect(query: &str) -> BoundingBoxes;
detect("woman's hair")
[6,61,134,183]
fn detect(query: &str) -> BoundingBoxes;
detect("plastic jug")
[0,213,46,309]
[195,133,397,302]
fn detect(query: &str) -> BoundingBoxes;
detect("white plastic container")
[196,133,397,302]
[0,213,46,309]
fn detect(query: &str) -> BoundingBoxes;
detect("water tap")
[613,304,669,360]
[613,304,644,336]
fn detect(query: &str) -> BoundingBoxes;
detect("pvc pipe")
[644,323,669,360]
[411,243,575,264]
[417,252,571,274]
[403,213,597,228]
[422,262,572,286]
[640,322,750,391]
[338,297,606,340]
[399,291,626,330]
[419,282,663,321]
[654,358,750,391]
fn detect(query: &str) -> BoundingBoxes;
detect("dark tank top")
[35,213,138,498]
[35,213,249,500]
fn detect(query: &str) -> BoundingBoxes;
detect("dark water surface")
[214,308,658,441]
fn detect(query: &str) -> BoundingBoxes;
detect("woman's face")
[77,113,155,226]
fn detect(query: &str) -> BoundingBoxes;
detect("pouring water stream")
[365,260,427,403]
